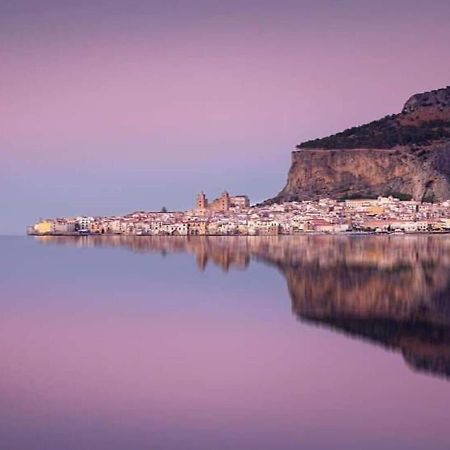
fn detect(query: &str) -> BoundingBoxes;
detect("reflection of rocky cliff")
[36,234,450,378]
[279,236,450,378]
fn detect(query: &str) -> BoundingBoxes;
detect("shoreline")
[26,231,450,237]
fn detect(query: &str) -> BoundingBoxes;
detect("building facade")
[195,191,249,213]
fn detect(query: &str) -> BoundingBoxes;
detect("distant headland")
[28,86,450,237]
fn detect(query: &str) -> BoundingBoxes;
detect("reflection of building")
[35,234,450,379]
[195,191,249,212]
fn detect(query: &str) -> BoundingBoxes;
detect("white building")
[76,216,94,231]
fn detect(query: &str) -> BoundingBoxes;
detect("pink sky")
[1,0,449,233]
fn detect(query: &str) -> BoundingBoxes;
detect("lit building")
[196,192,208,210]
[76,216,94,231]
[188,221,208,235]
[195,191,248,213]
[209,191,230,212]
[33,220,53,235]
[230,195,250,209]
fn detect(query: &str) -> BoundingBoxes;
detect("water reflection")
[36,235,450,379]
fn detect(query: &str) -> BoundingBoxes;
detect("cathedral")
[195,191,249,212]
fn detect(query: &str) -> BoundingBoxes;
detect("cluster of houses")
[27,192,450,236]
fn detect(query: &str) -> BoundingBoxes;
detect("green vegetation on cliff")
[298,117,450,149]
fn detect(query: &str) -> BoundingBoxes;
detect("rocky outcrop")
[268,86,450,203]
[272,142,450,202]
[402,86,450,117]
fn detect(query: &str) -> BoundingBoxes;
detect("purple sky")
[1,0,450,233]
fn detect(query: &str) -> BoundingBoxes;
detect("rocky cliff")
[269,86,450,203]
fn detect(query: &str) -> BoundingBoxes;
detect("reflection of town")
[37,234,450,379]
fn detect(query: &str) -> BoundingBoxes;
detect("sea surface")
[1,235,450,450]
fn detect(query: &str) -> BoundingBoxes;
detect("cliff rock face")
[270,86,450,203]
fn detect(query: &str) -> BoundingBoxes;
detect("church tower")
[196,192,208,210]
[219,191,230,212]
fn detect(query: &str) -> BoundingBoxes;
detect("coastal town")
[27,191,450,236]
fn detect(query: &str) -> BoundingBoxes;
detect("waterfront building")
[230,195,250,209]
[33,220,53,235]
[76,216,94,231]
[29,193,450,237]
[188,221,208,235]
[53,220,76,234]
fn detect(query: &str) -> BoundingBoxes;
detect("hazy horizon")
[2,0,450,234]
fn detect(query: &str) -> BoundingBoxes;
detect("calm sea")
[1,235,449,450]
